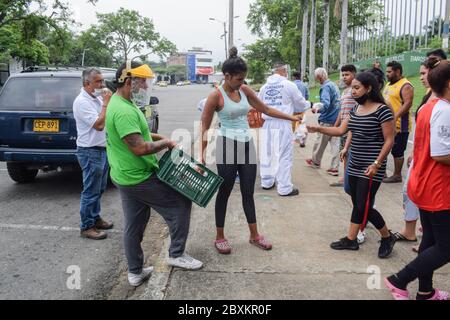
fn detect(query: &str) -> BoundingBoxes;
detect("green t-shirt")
[106,94,159,186]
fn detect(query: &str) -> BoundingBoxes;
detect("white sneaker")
[127,266,154,287]
[357,231,366,244]
[167,253,203,270]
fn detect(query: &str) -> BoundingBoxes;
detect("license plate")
[33,119,60,132]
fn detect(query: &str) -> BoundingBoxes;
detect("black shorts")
[391,132,409,158]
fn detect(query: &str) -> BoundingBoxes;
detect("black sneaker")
[262,183,275,190]
[330,237,359,251]
[280,188,299,197]
[378,233,396,258]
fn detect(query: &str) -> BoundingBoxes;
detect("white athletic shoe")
[357,231,366,244]
[168,253,203,270]
[128,266,154,287]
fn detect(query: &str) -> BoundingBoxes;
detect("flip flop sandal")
[393,232,417,242]
[384,278,409,300]
[214,239,232,254]
[249,235,272,250]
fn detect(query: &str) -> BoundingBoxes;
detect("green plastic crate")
[157,149,224,208]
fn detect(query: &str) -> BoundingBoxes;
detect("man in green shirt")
[106,61,203,287]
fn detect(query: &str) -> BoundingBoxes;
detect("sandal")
[249,235,272,250]
[393,232,417,242]
[214,239,232,254]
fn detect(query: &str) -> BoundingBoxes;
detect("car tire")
[6,163,38,183]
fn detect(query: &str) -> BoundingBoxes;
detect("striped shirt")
[340,87,357,122]
[347,105,394,182]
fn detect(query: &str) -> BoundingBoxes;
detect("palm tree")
[335,0,349,66]
[309,0,317,86]
[300,0,309,81]
[323,0,331,72]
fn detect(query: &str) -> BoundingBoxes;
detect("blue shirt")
[318,79,340,124]
[293,80,309,100]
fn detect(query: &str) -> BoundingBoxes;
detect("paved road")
[0,84,213,299]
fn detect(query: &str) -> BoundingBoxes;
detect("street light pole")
[229,0,234,49]
[210,17,228,59]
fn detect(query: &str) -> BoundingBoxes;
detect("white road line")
[0,223,122,234]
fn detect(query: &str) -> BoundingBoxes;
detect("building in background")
[167,53,187,66]
[188,48,214,83]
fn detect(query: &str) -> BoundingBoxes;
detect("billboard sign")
[187,53,196,82]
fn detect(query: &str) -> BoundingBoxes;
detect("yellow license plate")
[33,119,60,132]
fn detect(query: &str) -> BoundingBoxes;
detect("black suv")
[0,67,159,183]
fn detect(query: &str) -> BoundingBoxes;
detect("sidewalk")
[141,128,450,300]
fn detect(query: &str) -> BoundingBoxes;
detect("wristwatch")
[373,160,382,169]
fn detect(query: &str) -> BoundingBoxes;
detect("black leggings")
[215,136,257,228]
[348,175,386,230]
[396,209,450,292]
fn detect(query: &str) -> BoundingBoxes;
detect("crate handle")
[189,162,208,177]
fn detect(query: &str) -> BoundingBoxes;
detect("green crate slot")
[157,149,224,208]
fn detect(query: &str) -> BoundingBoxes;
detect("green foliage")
[96,7,177,62]
[243,38,283,83]
[246,0,384,77]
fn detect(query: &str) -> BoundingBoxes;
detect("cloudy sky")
[66,0,259,64]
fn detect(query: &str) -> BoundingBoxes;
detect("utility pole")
[443,0,450,50]
[229,0,234,49]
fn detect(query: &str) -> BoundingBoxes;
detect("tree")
[300,0,309,80]
[322,0,331,72]
[0,0,78,66]
[243,38,283,83]
[339,0,349,66]
[247,0,384,74]
[309,0,317,86]
[67,27,115,68]
[96,8,176,62]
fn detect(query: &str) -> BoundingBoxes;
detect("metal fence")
[350,0,449,63]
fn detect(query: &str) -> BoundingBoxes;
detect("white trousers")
[259,120,294,195]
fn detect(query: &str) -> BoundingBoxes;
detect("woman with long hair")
[307,71,397,258]
[385,60,450,300]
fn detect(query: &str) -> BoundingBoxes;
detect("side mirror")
[150,96,159,105]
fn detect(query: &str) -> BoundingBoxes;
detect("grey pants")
[116,174,192,274]
[312,122,340,170]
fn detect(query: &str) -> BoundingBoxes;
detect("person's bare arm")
[123,133,175,156]
[92,91,112,131]
[396,84,414,120]
[334,111,342,127]
[307,118,349,137]
[199,92,219,163]
[432,155,450,165]
[241,85,300,122]
[365,119,395,177]
[151,133,166,141]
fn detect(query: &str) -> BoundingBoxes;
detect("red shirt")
[408,98,450,212]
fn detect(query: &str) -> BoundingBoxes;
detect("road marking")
[0,223,123,234]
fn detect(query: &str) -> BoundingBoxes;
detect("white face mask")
[93,89,103,98]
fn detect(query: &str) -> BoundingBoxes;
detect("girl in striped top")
[307,72,397,258]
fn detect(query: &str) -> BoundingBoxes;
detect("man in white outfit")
[259,64,311,196]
